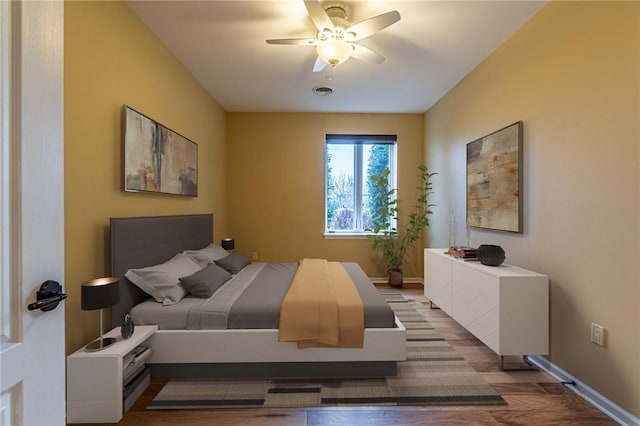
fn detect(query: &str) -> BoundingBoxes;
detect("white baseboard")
[527,355,640,426]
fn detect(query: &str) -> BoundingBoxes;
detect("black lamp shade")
[221,238,235,250]
[81,277,120,310]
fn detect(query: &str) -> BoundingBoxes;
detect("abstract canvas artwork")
[124,105,197,196]
[466,121,522,233]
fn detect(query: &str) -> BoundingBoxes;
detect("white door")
[0,1,65,425]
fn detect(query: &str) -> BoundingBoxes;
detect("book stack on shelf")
[446,246,478,261]
[122,346,152,412]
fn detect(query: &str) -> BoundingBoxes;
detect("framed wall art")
[466,121,522,233]
[123,105,198,197]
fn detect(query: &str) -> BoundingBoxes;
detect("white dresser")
[424,249,549,365]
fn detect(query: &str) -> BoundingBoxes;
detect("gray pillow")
[215,252,251,274]
[179,263,232,298]
[124,253,201,306]
[183,243,229,268]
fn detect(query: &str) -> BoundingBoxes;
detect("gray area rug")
[147,292,506,409]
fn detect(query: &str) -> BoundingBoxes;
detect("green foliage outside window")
[366,145,390,230]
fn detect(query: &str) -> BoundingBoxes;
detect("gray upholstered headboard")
[109,214,213,328]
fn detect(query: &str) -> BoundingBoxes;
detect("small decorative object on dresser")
[476,244,506,266]
[121,314,135,339]
[447,246,477,260]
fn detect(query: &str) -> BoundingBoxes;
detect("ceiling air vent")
[313,85,334,96]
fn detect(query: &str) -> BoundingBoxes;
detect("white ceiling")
[126,1,547,114]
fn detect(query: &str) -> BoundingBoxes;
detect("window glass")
[325,135,396,235]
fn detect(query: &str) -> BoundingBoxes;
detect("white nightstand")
[66,325,157,423]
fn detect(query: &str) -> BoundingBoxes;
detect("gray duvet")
[130,262,395,330]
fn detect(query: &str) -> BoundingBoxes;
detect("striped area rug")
[147,292,506,409]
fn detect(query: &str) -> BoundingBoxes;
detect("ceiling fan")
[266,0,401,72]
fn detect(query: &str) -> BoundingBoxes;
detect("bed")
[109,214,406,378]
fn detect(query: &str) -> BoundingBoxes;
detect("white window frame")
[324,134,397,238]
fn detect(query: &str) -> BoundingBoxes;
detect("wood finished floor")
[73,285,616,426]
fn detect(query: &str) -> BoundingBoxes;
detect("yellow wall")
[226,113,424,278]
[64,1,227,353]
[424,1,639,416]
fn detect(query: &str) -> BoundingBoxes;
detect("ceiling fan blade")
[347,11,401,41]
[266,38,318,46]
[313,56,328,72]
[351,43,385,64]
[304,0,334,31]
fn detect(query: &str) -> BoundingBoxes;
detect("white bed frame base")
[147,316,406,364]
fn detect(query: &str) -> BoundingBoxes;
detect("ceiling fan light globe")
[316,39,352,66]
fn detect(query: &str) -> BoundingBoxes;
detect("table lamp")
[221,238,235,251]
[81,277,120,351]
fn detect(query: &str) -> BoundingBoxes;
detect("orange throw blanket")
[278,259,365,348]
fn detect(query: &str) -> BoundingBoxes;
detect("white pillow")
[183,243,229,268]
[125,253,201,306]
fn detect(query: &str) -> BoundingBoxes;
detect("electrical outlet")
[252,251,258,261]
[591,322,605,346]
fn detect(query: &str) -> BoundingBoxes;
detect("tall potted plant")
[367,164,436,287]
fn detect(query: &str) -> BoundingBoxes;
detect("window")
[325,134,396,236]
